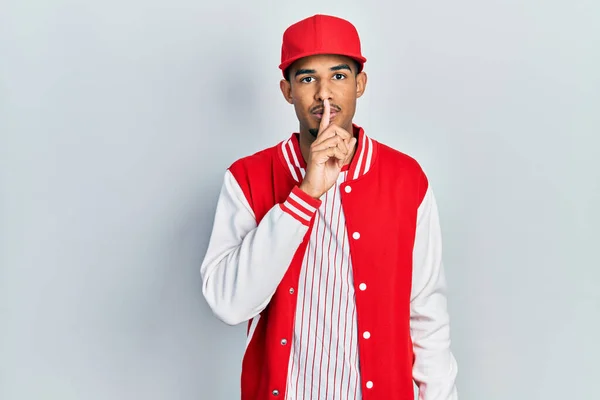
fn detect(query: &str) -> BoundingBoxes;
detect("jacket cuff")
[279,186,321,226]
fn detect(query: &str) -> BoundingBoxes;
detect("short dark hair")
[284,59,362,82]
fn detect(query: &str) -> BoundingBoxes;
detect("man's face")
[280,54,367,138]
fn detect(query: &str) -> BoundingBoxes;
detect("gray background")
[1,0,599,399]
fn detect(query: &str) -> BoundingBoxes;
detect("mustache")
[310,104,341,114]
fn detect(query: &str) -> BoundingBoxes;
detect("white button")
[366,381,373,389]
[345,185,352,193]
[289,288,295,294]
[359,283,367,291]
[281,338,287,345]
[272,389,279,396]
[363,331,371,339]
[352,232,360,240]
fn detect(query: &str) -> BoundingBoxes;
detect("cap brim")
[279,51,367,76]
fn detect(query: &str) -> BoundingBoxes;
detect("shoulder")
[374,139,427,179]
[228,141,282,177]
[370,138,431,202]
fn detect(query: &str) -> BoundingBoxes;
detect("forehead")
[290,54,355,73]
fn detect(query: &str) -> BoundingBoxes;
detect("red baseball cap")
[279,14,367,77]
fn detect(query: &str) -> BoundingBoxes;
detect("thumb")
[348,136,358,150]
[343,136,358,164]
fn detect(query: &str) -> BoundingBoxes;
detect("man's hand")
[299,99,358,199]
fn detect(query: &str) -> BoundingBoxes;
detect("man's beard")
[308,128,319,137]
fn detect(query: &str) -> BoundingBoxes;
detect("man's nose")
[315,81,333,102]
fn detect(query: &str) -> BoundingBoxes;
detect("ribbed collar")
[278,124,377,183]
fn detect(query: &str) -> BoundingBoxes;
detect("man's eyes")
[300,74,346,83]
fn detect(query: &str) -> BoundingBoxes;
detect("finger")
[329,146,348,161]
[312,127,337,146]
[318,99,331,135]
[311,135,345,152]
[343,137,358,161]
[346,136,357,152]
[330,126,352,141]
[332,125,352,140]
[323,146,348,161]
[311,147,348,165]
[312,124,352,146]
[312,146,347,164]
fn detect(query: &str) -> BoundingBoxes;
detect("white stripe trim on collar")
[353,132,368,180]
[281,140,300,182]
[280,130,374,183]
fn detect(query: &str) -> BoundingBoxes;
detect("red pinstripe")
[308,191,329,400]
[316,187,338,398]
[324,185,344,398]
[283,130,367,400]
[331,206,347,398]
[294,208,320,399]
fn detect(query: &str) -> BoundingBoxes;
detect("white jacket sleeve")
[200,170,321,326]
[411,185,459,399]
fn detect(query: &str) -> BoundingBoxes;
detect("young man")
[201,14,458,400]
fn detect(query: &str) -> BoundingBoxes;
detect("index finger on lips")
[318,99,331,135]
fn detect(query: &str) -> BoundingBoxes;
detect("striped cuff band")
[280,186,321,226]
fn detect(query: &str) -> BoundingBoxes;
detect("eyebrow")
[294,64,352,77]
[330,64,352,72]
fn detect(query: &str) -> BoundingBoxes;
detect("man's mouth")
[312,110,339,120]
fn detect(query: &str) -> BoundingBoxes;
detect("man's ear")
[356,71,367,99]
[280,79,293,104]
